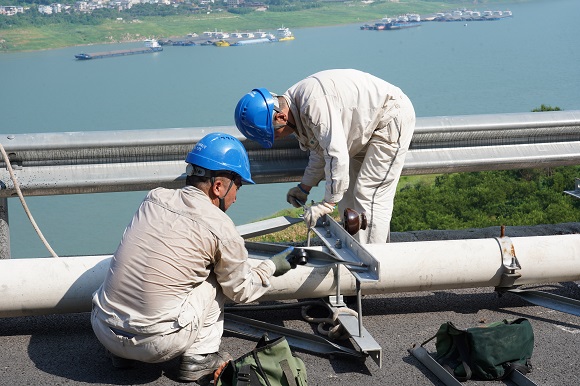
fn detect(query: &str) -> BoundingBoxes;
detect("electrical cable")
[0,142,59,258]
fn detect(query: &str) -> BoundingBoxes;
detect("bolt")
[335,239,342,249]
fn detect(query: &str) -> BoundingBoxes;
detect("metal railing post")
[0,197,10,259]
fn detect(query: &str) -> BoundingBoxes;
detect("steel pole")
[1,235,579,318]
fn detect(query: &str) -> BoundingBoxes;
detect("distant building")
[0,5,25,15]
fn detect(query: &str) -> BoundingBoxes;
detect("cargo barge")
[75,39,162,60]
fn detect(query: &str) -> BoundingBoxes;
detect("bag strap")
[236,363,262,386]
[279,359,298,386]
[251,350,272,386]
[450,333,473,381]
[501,360,533,380]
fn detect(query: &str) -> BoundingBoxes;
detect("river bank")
[0,0,525,52]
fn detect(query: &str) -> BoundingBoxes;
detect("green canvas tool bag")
[423,318,534,381]
[216,335,307,386]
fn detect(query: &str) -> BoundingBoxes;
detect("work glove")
[270,246,295,277]
[304,201,335,228]
[287,184,309,208]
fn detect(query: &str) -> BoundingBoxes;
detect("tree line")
[0,1,322,29]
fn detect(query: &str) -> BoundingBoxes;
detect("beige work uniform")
[284,69,416,244]
[91,186,275,363]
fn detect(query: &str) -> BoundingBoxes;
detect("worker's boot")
[178,351,233,382]
[109,352,135,369]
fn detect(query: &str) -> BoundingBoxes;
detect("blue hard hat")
[234,88,276,149]
[185,132,255,184]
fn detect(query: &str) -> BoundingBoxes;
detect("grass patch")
[248,173,434,243]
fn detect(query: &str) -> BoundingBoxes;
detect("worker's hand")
[304,201,335,228]
[287,184,309,208]
[270,246,295,277]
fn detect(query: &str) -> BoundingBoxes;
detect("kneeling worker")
[91,132,294,382]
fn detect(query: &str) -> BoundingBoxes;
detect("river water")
[1,0,579,258]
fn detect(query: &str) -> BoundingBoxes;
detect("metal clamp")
[495,226,522,289]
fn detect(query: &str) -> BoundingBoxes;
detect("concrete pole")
[0,235,579,318]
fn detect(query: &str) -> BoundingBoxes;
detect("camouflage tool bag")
[422,318,534,381]
[216,335,307,386]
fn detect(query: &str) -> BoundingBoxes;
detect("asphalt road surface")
[1,224,579,386]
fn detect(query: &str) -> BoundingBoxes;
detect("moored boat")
[74,53,92,60]
[231,38,272,46]
[277,27,295,41]
[213,40,230,47]
[385,21,422,30]
[74,39,162,60]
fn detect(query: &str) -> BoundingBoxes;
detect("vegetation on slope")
[249,166,580,244]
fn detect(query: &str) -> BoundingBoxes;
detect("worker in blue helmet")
[235,69,416,244]
[91,132,294,383]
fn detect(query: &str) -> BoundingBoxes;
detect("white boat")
[144,39,161,49]
[276,27,295,41]
[407,13,421,22]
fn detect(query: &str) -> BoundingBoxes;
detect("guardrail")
[1,110,579,197]
[1,110,580,258]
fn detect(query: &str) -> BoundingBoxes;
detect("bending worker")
[235,69,416,244]
[91,132,294,382]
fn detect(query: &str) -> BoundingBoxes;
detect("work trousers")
[338,93,416,244]
[91,274,226,363]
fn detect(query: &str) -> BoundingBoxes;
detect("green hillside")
[1,0,524,52]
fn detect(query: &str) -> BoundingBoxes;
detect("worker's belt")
[110,326,137,338]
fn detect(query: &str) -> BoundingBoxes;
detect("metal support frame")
[242,215,383,367]
[224,313,363,360]
[310,215,382,367]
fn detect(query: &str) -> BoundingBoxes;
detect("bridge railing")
[1,110,579,197]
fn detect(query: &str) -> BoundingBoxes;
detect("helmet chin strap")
[211,176,235,212]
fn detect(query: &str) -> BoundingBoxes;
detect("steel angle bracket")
[224,313,363,359]
[408,345,463,386]
[311,215,380,282]
[507,288,580,317]
[237,216,303,239]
